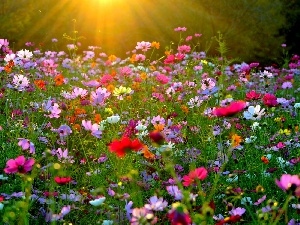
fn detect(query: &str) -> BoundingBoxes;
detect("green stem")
[271,195,292,225]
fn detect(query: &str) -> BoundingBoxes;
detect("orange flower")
[153,124,165,132]
[106,84,115,92]
[181,105,189,113]
[90,62,96,68]
[230,133,242,147]
[108,55,117,62]
[73,124,81,131]
[4,60,14,73]
[261,156,269,164]
[66,115,76,124]
[141,145,155,159]
[54,74,64,86]
[151,41,160,49]
[74,108,86,116]
[110,69,117,77]
[34,79,46,90]
[131,82,140,91]
[165,50,171,55]
[140,72,148,80]
[130,54,137,63]
[94,114,102,123]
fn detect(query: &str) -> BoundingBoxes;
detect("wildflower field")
[0,28,299,225]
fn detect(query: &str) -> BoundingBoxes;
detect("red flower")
[149,131,165,145]
[54,176,72,185]
[108,136,143,157]
[245,90,261,100]
[182,167,208,187]
[212,101,246,117]
[262,93,278,107]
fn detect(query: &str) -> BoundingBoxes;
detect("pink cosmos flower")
[174,27,187,32]
[4,155,35,174]
[177,45,191,53]
[156,74,170,84]
[212,100,247,117]
[135,41,151,52]
[182,167,208,187]
[275,174,300,193]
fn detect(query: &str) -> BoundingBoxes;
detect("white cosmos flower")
[89,197,106,206]
[106,115,120,124]
[243,105,265,120]
[4,53,16,62]
[12,74,29,91]
[17,49,33,60]
[135,124,147,131]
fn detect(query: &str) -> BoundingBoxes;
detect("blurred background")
[0,0,299,64]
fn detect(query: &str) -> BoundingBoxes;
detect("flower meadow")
[0,28,300,225]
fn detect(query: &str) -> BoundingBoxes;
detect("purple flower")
[229,207,246,216]
[254,195,266,206]
[125,200,133,220]
[166,185,183,200]
[288,219,300,225]
[81,120,102,138]
[57,125,72,137]
[90,87,110,106]
[144,196,168,211]
[18,138,35,154]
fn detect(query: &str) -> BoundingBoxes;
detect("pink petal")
[15,155,26,166]
[23,158,35,172]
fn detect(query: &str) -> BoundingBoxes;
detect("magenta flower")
[4,155,35,174]
[262,93,278,107]
[275,174,300,194]
[212,100,246,117]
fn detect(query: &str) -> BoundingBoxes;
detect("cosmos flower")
[243,105,265,120]
[131,207,157,225]
[106,114,120,124]
[18,138,35,154]
[212,100,246,117]
[54,176,72,185]
[108,136,144,157]
[262,93,278,107]
[182,167,208,187]
[4,155,35,174]
[12,74,29,91]
[135,41,151,52]
[81,120,102,138]
[275,174,300,194]
[144,196,168,211]
[57,125,72,137]
[16,49,33,60]
[166,185,183,200]
[245,90,261,100]
[89,196,106,206]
